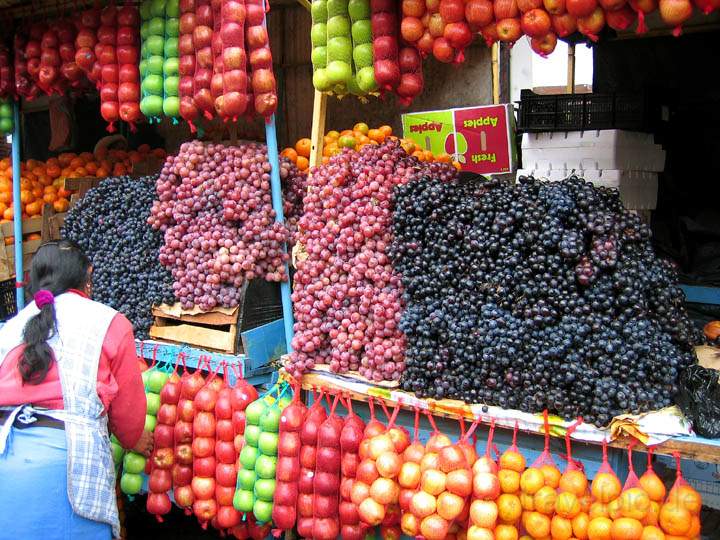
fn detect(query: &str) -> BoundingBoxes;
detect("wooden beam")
[308,90,327,169]
[567,44,576,94]
[491,43,500,105]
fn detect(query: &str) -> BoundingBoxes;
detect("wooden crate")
[150,304,241,354]
[0,205,69,281]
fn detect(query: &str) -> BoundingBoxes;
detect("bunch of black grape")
[392,175,701,426]
[63,176,175,339]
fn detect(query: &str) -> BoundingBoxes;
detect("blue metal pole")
[265,114,294,353]
[11,101,24,310]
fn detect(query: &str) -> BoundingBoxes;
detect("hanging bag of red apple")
[271,380,307,535]
[338,394,367,540]
[147,354,183,522]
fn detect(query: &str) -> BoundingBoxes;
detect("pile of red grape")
[279,156,307,247]
[285,140,457,381]
[148,141,291,311]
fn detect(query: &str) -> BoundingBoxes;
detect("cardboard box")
[402,104,517,176]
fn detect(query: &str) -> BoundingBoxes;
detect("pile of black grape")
[392,175,701,426]
[63,176,175,339]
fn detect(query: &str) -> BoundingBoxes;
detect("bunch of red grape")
[148,140,290,311]
[285,140,457,382]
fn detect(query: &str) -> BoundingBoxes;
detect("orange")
[534,486,558,515]
[96,167,109,178]
[541,465,562,488]
[552,516,574,540]
[435,152,452,163]
[85,161,98,174]
[685,516,700,538]
[43,193,58,204]
[24,232,41,241]
[560,470,588,498]
[322,143,337,157]
[368,128,385,143]
[588,518,613,540]
[572,512,590,540]
[281,148,298,162]
[556,492,582,519]
[658,502,692,536]
[338,135,356,149]
[32,186,43,199]
[53,198,69,212]
[639,473,666,503]
[353,122,369,135]
[520,492,535,511]
[296,156,309,171]
[46,164,61,178]
[295,138,311,158]
[641,526,665,540]
[524,512,551,539]
[423,150,434,161]
[3,206,14,220]
[379,124,393,137]
[19,189,32,204]
[642,502,660,526]
[521,468,547,495]
[79,152,94,162]
[0,191,11,205]
[25,201,41,216]
[580,492,593,513]
[593,473,623,504]
[0,202,6,215]
[668,486,701,515]
[412,150,425,161]
[611,518,643,540]
[323,135,336,145]
[620,488,651,520]
[498,494,522,523]
[499,469,521,493]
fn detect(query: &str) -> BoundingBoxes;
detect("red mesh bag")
[296,388,328,538]
[663,450,702,531]
[98,5,120,131]
[591,439,622,504]
[116,2,142,129]
[499,420,527,473]
[74,6,101,85]
[370,0,400,91]
[0,43,15,99]
[639,447,666,504]
[396,47,423,107]
[14,29,40,101]
[245,0,277,119]
[312,393,344,540]
[192,0,216,121]
[271,381,307,535]
[338,395,367,540]
[532,410,559,470]
[216,0,250,121]
[178,0,200,130]
[56,18,80,91]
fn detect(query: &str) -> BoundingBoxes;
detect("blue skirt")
[0,426,112,540]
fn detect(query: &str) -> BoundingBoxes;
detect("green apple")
[260,408,280,432]
[139,59,148,78]
[313,68,332,92]
[254,479,276,502]
[163,97,180,117]
[245,400,267,426]
[326,60,352,85]
[254,455,277,479]
[327,16,350,39]
[142,74,164,96]
[140,95,164,117]
[244,425,261,447]
[140,0,152,20]
[311,23,327,47]
[164,75,179,96]
[353,43,373,69]
[258,432,278,456]
[165,0,180,17]
[120,472,143,495]
[253,499,273,523]
[150,0,166,17]
[348,0,370,21]
[327,37,352,63]
[311,46,327,69]
[311,0,327,22]
[111,441,124,465]
[123,452,146,474]
[145,392,161,415]
[148,17,165,37]
[146,34,165,56]
[163,57,179,76]
[144,414,157,432]
[165,18,179,38]
[233,489,255,513]
[146,55,164,75]
[164,38,178,59]
[239,445,259,470]
[0,102,12,117]
[277,396,292,410]
[146,370,168,393]
[356,66,377,93]
[237,469,257,491]
[141,370,151,385]
[327,0,349,18]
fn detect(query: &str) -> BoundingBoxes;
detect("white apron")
[0,292,121,538]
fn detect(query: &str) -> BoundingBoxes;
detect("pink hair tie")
[34,290,55,309]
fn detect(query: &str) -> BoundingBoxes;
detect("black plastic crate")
[517,90,652,133]
[1,279,17,322]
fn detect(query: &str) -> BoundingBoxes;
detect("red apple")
[496,17,523,41]
[521,8,552,36]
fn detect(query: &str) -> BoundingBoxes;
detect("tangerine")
[499,469,521,493]
[588,518,613,540]
[542,465,562,489]
[572,512,590,540]
[535,486,558,515]
[620,488,651,520]
[639,472,666,503]
[640,526,665,540]
[557,492,582,519]
[498,493,523,523]
[658,502,692,536]
[592,473,623,504]
[611,518,643,540]
[560,470,589,497]
[525,511,551,539]
[521,468,545,495]
[552,516,574,540]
